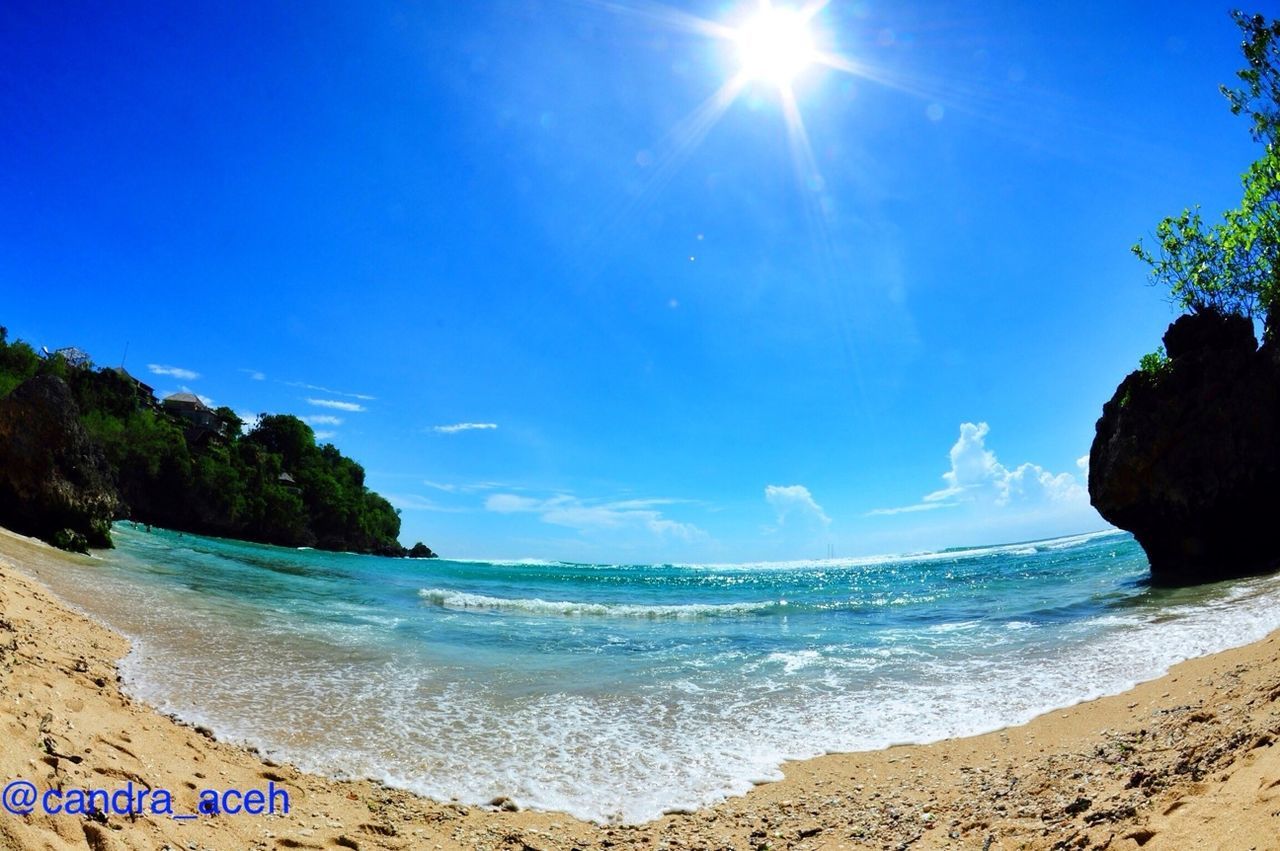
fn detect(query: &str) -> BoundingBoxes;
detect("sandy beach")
[3,527,1279,851]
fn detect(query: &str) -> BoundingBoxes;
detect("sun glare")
[734,6,819,88]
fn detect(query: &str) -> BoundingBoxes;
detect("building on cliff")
[109,366,156,402]
[41,346,92,369]
[162,392,218,432]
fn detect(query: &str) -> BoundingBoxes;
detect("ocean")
[32,525,1280,823]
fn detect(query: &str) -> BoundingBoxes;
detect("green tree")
[213,406,244,439]
[1134,12,1280,338]
[0,330,39,398]
[246,414,315,469]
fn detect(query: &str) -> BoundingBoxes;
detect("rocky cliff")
[0,375,119,551]
[1089,309,1280,585]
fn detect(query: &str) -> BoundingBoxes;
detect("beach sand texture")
[2,527,1280,851]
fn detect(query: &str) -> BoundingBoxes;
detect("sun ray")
[573,73,750,271]
[814,47,1110,159]
[619,72,748,217]
[568,0,735,41]
[779,85,819,195]
[777,82,871,410]
[797,0,830,22]
[815,51,975,106]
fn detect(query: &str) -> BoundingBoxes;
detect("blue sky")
[1,1,1261,562]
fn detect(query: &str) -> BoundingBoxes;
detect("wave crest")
[418,588,779,619]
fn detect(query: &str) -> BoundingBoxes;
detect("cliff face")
[1089,310,1280,585]
[0,375,119,551]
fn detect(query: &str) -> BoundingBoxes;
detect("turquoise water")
[29,525,1280,822]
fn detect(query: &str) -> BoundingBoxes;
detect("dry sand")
[2,527,1279,851]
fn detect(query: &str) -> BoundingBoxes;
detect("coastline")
[2,529,1279,850]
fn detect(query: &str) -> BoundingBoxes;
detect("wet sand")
[2,526,1278,850]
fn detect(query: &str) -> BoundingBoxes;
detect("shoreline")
[3,530,1280,849]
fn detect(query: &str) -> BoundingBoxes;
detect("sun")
[734,5,819,88]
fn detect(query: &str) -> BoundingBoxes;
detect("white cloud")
[869,422,1089,516]
[1077,453,1090,477]
[866,501,955,517]
[240,369,266,381]
[433,422,498,434]
[486,493,547,513]
[237,411,261,433]
[484,492,703,540]
[308,398,366,412]
[286,381,375,401]
[303,415,343,426]
[148,364,200,380]
[764,484,831,527]
[314,431,337,441]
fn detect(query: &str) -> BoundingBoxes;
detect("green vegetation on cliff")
[1092,13,1280,585]
[0,328,420,556]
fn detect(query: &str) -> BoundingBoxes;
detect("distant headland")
[0,329,435,558]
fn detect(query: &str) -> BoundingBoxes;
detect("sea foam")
[418,588,780,618]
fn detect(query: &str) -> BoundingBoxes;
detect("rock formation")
[1089,309,1280,585]
[0,375,119,551]
[407,541,437,559]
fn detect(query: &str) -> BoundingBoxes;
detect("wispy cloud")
[286,381,375,401]
[386,493,468,513]
[423,480,511,494]
[432,422,498,434]
[867,422,1089,517]
[866,501,956,517]
[485,492,703,540]
[303,415,343,426]
[308,398,366,412]
[148,364,200,380]
[240,368,266,381]
[314,431,337,441]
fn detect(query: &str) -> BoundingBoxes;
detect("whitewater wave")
[418,588,781,619]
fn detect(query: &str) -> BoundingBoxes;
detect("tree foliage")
[1134,12,1280,337]
[0,331,407,555]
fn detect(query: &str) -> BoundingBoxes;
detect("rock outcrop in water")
[1089,309,1280,585]
[0,375,118,551]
